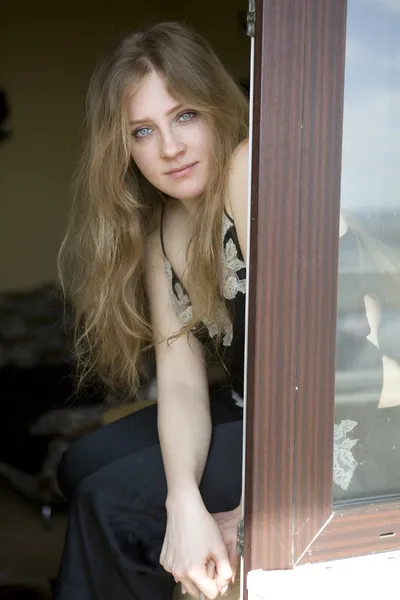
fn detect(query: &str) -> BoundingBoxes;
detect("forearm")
[158,381,211,501]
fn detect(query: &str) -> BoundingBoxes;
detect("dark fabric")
[55,394,243,600]
[220,212,246,398]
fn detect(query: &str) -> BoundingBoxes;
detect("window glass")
[334,0,400,504]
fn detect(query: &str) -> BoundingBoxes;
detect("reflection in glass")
[333,0,400,504]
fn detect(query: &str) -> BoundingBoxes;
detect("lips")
[167,162,197,175]
[166,162,198,180]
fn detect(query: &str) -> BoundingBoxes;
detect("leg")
[58,394,241,499]
[55,396,243,600]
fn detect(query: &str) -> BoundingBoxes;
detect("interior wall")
[0,0,250,291]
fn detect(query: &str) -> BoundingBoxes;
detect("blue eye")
[178,111,196,122]
[132,112,196,138]
[133,127,152,138]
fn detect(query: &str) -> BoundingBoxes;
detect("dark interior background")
[0,0,250,592]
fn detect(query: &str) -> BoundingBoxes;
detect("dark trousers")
[55,395,243,600]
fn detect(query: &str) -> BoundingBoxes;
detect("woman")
[56,22,249,600]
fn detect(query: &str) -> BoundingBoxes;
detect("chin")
[172,182,206,201]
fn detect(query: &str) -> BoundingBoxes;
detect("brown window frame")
[244,0,400,580]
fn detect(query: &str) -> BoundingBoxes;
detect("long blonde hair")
[59,22,249,394]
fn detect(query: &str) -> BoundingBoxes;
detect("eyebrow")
[129,103,183,126]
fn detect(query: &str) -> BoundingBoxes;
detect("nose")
[159,129,185,159]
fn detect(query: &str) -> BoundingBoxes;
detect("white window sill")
[247,551,400,600]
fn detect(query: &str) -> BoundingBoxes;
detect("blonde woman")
[56,22,249,600]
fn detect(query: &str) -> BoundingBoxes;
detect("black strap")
[159,203,167,258]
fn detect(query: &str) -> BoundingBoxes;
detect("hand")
[161,489,234,599]
[211,505,241,584]
[180,505,241,597]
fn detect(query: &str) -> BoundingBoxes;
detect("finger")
[228,543,238,581]
[181,583,187,595]
[186,567,220,599]
[212,546,233,593]
[206,560,216,579]
[179,576,202,598]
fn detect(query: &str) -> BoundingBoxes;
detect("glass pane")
[334,0,400,504]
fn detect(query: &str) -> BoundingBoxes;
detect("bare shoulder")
[225,139,249,262]
[230,138,249,174]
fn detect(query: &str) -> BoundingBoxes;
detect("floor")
[0,483,67,583]
[0,399,157,594]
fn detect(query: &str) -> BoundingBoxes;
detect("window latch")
[237,519,245,556]
[247,0,256,37]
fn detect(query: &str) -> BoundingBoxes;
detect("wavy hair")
[59,22,249,393]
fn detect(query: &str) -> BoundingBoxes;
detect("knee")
[57,428,105,499]
[57,446,77,500]
[63,464,110,521]
[57,437,96,500]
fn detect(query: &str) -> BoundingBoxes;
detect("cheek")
[131,145,158,180]
[196,124,213,156]
[181,119,211,154]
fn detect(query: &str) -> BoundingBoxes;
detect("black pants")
[55,394,243,600]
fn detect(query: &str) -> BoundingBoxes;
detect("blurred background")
[0,1,250,596]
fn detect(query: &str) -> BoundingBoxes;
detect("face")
[126,70,213,202]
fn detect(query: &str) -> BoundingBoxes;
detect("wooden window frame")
[244,0,400,581]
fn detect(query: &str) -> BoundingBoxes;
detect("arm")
[144,232,232,598]
[144,231,211,498]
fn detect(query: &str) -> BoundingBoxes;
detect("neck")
[169,195,198,216]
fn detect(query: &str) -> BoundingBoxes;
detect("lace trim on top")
[333,419,359,490]
[161,209,246,347]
